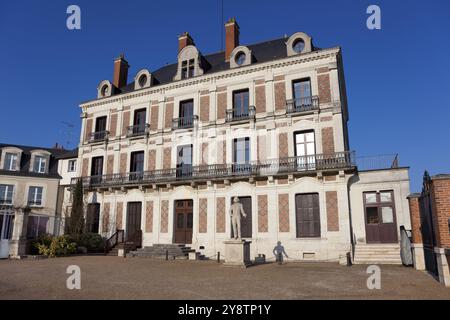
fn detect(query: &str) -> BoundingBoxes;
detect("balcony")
[226,106,256,123]
[73,151,355,189]
[172,115,198,130]
[286,96,319,114]
[89,130,109,143]
[127,124,150,138]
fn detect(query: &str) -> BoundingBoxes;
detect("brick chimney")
[178,32,194,53]
[225,18,240,61]
[113,54,129,89]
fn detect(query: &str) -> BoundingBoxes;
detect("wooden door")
[364,191,398,243]
[230,197,252,238]
[126,202,142,242]
[86,203,100,233]
[174,200,193,244]
[295,193,320,238]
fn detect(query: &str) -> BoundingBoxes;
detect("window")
[132,108,147,134]
[292,79,312,108]
[26,215,49,239]
[90,157,104,184]
[3,152,18,171]
[233,89,249,117]
[176,144,193,178]
[0,185,14,205]
[178,100,194,128]
[296,193,320,238]
[28,186,43,206]
[33,155,47,173]
[86,203,100,233]
[233,137,250,174]
[364,191,396,225]
[294,131,315,169]
[95,116,107,133]
[235,52,246,66]
[138,74,147,88]
[68,159,77,172]
[293,38,305,53]
[0,214,15,240]
[181,59,195,79]
[100,85,109,97]
[130,151,144,180]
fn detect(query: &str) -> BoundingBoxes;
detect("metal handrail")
[89,130,109,143]
[286,96,319,114]
[226,105,256,122]
[127,123,150,137]
[73,151,356,188]
[105,229,124,254]
[172,115,198,129]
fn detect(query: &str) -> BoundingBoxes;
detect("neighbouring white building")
[73,18,411,263]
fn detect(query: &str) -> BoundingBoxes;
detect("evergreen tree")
[67,179,85,238]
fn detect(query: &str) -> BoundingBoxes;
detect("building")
[75,19,411,263]
[408,172,450,287]
[0,143,71,258]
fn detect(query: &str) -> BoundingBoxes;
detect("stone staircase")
[353,243,402,265]
[127,244,206,260]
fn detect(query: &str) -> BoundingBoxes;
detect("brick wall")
[407,195,422,244]
[431,178,450,248]
[199,198,208,233]
[278,132,288,158]
[116,202,123,230]
[255,81,266,113]
[274,77,286,111]
[145,201,153,233]
[147,149,156,171]
[200,91,210,122]
[102,203,110,233]
[121,111,130,136]
[164,102,173,129]
[106,155,114,175]
[109,113,117,138]
[160,200,169,233]
[258,194,268,232]
[278,194,290,232]
[81,158,89,177]
[163,147,171,169]
[216,197,226,233]
[318,73,331,103]
[326,191,339,232]
[150,104,159,131]
[321,127,335,155]
[120,153,127,174]
[84,118,93,142]
[217,87,227,120]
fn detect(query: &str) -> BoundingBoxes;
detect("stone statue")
[230,197,247,239]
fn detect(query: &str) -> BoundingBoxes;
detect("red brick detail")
[145,201,153,233]
[84,118,93,143]
[407,196,422,244]
[201,143,208,165]
[430,178,450,248]
[106,155,114,175]
[274,81,286,111]
[150,105,159,131]
[320,116,333,122]
[255,84,266,113]
[164,102,173,129]
[200,95,210,122]
[256,180,267,186]
[109,113,117,137]
[102,203,110,233]
[178,32,194,53]
[81,158,89,177]
[325,175,337,181]
[147,149,156,171]
[160,200,169,233]
[113,56,129,88]
[278,194,290,232]
[116,202,123,230]
[217,140,226,164]
[163,147,171,169]
[318,73,331,103]
[121,111,130,136]
[119,153,127,174]
[321,127,335,155]
[326,191,339,232]
[278,132,288,158]
[199,198,208,233]
[278,179,288,185]
[258,195,268,233]
[217,91,227,120]
[216,197,226,233]
[225,19,239,61]
[257,135,266,161]
[316,67,329,74]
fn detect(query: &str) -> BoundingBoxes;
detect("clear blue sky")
[0,0,449,191]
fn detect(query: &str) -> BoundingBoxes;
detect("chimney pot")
[113,54,129,89]
[178,32,194,53]
[225,18,240,62]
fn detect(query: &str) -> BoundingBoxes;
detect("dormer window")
[181,59,195,79]
[286,32,313,57]
[235,52,246,66]
[33,156,47,173]
[292,39,305,53]
[229,46,252,69]
[3,153,18,171]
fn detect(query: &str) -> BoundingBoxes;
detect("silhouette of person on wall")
[273,241,288,264]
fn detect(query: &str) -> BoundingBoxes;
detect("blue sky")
[0,0,449,191]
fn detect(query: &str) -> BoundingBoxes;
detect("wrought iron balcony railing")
[127,124,150,137]
[89,130,109,143]
[72,151,355,188]
[226,106,256,123]
[172,115,198,130]
[286,96,319,114]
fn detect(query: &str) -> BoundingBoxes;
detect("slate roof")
[104,37,321,97]
[0,144,77,179]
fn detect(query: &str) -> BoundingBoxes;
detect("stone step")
[353,259,402,265]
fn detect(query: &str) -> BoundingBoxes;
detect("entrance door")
[86,203,100,233]
[0,212,14,258]
[174,200,193,244]
[295,193,320,238]
[126,202,142,242]
[230,196,252,238]
[364,191,398,243]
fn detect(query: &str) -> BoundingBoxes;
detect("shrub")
[35,235,77,258]
[78,233,105,253]
[30,234,53,255]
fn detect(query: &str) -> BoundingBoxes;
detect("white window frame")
[0,184,14,205]
[28,186,43,207]
[3,153,18,171]
[33,156,47,173]
[68,159,77,172]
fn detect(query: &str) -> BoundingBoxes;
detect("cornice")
[80,47,340,109]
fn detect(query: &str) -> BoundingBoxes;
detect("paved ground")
[0,256,449,299]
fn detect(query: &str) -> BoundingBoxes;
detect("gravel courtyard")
[0,256,449,299]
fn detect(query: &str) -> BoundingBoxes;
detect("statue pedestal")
[223,239,252,267]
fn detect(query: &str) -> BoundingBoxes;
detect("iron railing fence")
[72,151,356,188]
[286,96,319,114]
[355,154,399,171]
[89,130,109,143]
[127,123,150,137]
[172,115,198,129]
[226,106,256,122]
